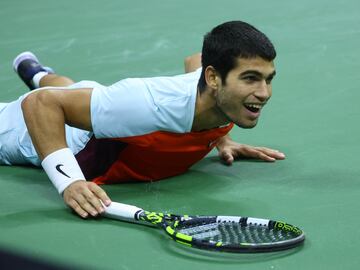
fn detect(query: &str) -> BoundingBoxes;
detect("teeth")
[246,104,262,109]
[244,103,263,113]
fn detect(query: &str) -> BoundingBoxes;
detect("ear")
[204,66,220,91]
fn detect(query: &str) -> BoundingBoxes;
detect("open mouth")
[244,104,262,113]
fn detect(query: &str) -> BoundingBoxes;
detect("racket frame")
[103,202,305,253]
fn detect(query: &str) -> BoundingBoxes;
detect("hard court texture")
[0,0,359,269]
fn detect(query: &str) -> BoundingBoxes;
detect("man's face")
[215,56,276,128]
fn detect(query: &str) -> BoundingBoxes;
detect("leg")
[1,53,89,166]
[39,73,74,87]
[13,51,75,89]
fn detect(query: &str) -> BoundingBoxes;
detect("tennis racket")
[103,202,305,253]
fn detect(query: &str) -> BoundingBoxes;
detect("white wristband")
[41,148,85,195]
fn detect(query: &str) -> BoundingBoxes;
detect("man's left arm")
[216,134,285,165]
[184,53,202,73]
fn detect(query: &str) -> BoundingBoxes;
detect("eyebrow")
[240,70,276,79]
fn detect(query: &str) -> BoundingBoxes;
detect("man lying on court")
[0,21,285,218]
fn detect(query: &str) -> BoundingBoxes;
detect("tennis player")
[0,21,285,218]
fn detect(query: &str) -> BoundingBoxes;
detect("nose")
[254,80,271,102]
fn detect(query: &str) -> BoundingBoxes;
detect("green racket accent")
[140,211,165,225]
[175,240,192,247]
[176,232,192,242]
[166,226,175,235]
[166,224,193,242]
[173,220,180,228]
[274,221,303,235]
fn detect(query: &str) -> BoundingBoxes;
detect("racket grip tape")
[102,202,143,221]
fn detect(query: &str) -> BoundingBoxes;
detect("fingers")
[218,143,286,164]
[63,181,111,218]
[88,182,112,206]
[233,145,285,162]
[238,147,274,162]
[254,147,286,161]
[256,151,276,162]
[219,151,234,165]
[67,199,89,218]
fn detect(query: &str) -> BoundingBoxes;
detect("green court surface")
[0,0,359,269]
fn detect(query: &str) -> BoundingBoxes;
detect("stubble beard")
[215,97,258,129]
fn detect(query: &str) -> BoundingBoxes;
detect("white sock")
[32,71,49,88]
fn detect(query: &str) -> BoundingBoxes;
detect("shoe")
[13,51,54,90]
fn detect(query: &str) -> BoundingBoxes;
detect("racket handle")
[102,202,143,222]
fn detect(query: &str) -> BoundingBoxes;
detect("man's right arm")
[21,88,111,218]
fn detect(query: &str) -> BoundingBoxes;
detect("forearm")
[21,89,87,195]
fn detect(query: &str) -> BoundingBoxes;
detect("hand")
[63,180,112,218]
[216,138,285,165]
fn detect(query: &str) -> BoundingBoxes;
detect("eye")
[266,73,276,84]
[265,76,274,85]
[243,76,259,83]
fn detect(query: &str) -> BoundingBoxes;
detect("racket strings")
[177,221,299,245]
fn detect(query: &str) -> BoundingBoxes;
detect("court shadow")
[202,155,273,165]
[161,239,305,264]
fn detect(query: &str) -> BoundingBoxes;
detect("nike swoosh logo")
[56,164,71,178]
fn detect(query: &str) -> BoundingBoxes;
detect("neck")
[191,87,229,131]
